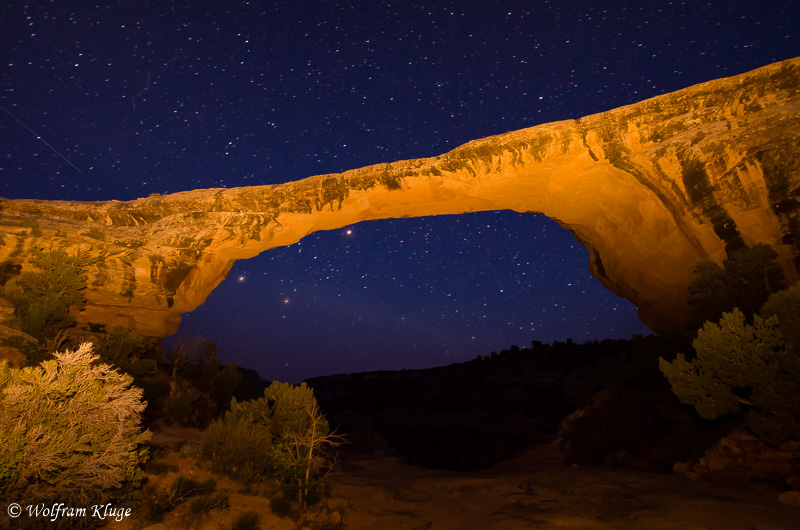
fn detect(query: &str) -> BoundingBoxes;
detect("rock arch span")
[1,58,799,337]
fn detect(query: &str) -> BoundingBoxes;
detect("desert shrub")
[0,260,21,285]
[144,459,179,475]
[687,243,785,330]
[202,413,273,482]
[202,382,341,509]
[1,249,88,342]
[558,384,663,466]
[94,324,157,376]
[91,324,169,419]
[2,334,41,363]
[148,476,217,521]
[166,392,194,425]
[269,495,295,518]
[185,358,241,413]
[659,309,800,446]
[164,336,242,425]
[558,383,733,470]
[189,491,229,515]
[148,491,176,521]
[0,343,151,505]
[176,475,216,495]
[165,335,217,382]
[266,382,339,508]
[138,375,171,413]
[759,283,800,349]
[231,511,261,530]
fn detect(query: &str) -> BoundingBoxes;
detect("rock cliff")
[1,58,799,337]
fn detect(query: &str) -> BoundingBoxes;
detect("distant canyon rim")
[1,57,799,339]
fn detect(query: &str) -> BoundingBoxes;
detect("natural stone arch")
[1,57,799,338]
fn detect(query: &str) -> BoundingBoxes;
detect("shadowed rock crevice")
[1,57,799,337]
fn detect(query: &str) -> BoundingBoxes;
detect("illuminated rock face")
[1,58,799,337]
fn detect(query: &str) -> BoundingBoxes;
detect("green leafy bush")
[202,413,273,482]
[201,382,341,508]
[1,249,88,341]
[0,342,151,504]
[267,382,336,508]
[659,309,800,446]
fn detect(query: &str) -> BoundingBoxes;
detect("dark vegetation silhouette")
[686,242,786,330]
[308,333,727,471]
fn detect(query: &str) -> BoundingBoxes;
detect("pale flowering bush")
[0,342,151,505]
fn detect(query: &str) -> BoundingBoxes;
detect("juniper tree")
[659,309,800,446]
[2,249,88,343]
[687,243,785,329]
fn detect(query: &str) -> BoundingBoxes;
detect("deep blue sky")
[2,2,799,382]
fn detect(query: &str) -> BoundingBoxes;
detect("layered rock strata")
[1,58,799,337]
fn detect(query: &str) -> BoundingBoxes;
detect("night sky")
[2,2,799,383]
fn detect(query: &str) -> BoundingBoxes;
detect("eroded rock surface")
[1,58,799,337]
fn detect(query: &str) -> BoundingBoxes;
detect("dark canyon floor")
[122,337,800,529]
[126,432,800,530]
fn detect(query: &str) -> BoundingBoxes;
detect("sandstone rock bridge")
[1,58,799,338]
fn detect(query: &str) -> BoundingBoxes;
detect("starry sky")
[2,2,799,383]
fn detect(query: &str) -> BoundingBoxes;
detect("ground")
[113,424,800,530]
[328,446,800,529]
